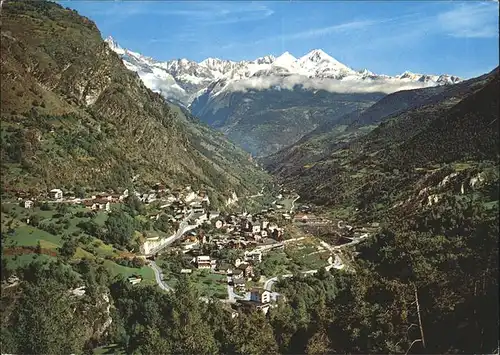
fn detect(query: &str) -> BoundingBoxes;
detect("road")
[147,210,198,255]
[290,195,300,213]
[332,233,369,250]
[226,276,247,303]
[149,260,211,304]
[249,236,306,255]
[263,236,366,292]
[149,260,174,292]
[249,186,265,199]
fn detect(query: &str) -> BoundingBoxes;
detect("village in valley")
[2,182,376,315]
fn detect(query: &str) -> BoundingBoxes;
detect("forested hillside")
[267,68,499,221]
[265,70,495,178]
[2,193,497,354]
[0,0,269,203]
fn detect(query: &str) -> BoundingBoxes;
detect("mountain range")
[105,36,461,107]
[106,37,462,156]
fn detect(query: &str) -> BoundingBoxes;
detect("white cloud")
[223,75,436,95]
[437,2,499,38]
[202,3,274,25]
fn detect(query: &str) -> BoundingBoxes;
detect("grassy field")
[93,344,126,355]
[284,237,330,270]
[103,260,155,282]
[1,202,156,282]
[258,250,295,276]
[152,258,227,298]
[8,223,63,248]
[3,253,58,269]
[190,270,227,298]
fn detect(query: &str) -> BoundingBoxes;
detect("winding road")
[149,260,211,303]
[146,210,198,256]
[290,195,300,213]
[263,238,362,292]
[249,186,265,199]
[149,260,174,292]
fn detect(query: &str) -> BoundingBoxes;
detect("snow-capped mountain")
[104,36,462,107]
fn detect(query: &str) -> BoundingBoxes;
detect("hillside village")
[3,182,372,315]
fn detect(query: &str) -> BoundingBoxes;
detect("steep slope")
[269,68,499,221]
[0,1,268,202]
[191,87,384,156]
[266,70,494,176]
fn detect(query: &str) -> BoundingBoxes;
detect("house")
[95,199,111,212]
[217,263,233,275]
[261,230,268,238]
[252,225,261,234]
[182,240,199,251]
[300,205,311,212]
[71,286,86,297]
[96,193,113,201]
[232,269,244,278]
[196,255,212,269]
[237,262,254,279]
[268,223,279,231]
[261,221,269,229]
[294,213,320,223]
[24,200,34,209]
[6,275,19,285]
[210,259,217,269]
[233,277,246,290]
[180,269,192,274]
[241,220,252,231]
[244,251,262,263]
[237,300,270,314]
[184,191,197,203]
[208,210,219,220]
[84,199,110,212]
[293,213,309,222]
[50,188,63,200]
[127,275,143,285]
[250,288,271,304]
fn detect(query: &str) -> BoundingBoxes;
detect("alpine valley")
[1,1,498,355]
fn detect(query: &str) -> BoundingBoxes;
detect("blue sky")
[60,0,499,78]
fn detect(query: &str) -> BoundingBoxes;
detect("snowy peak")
[297,49,355,78]
[273,52,298,67]
[396,71,461,85]
[105,35,124,55]
[397,71,425,80]
[300,49,338,64]
[253,55,275,65]
[104,37,462,107]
